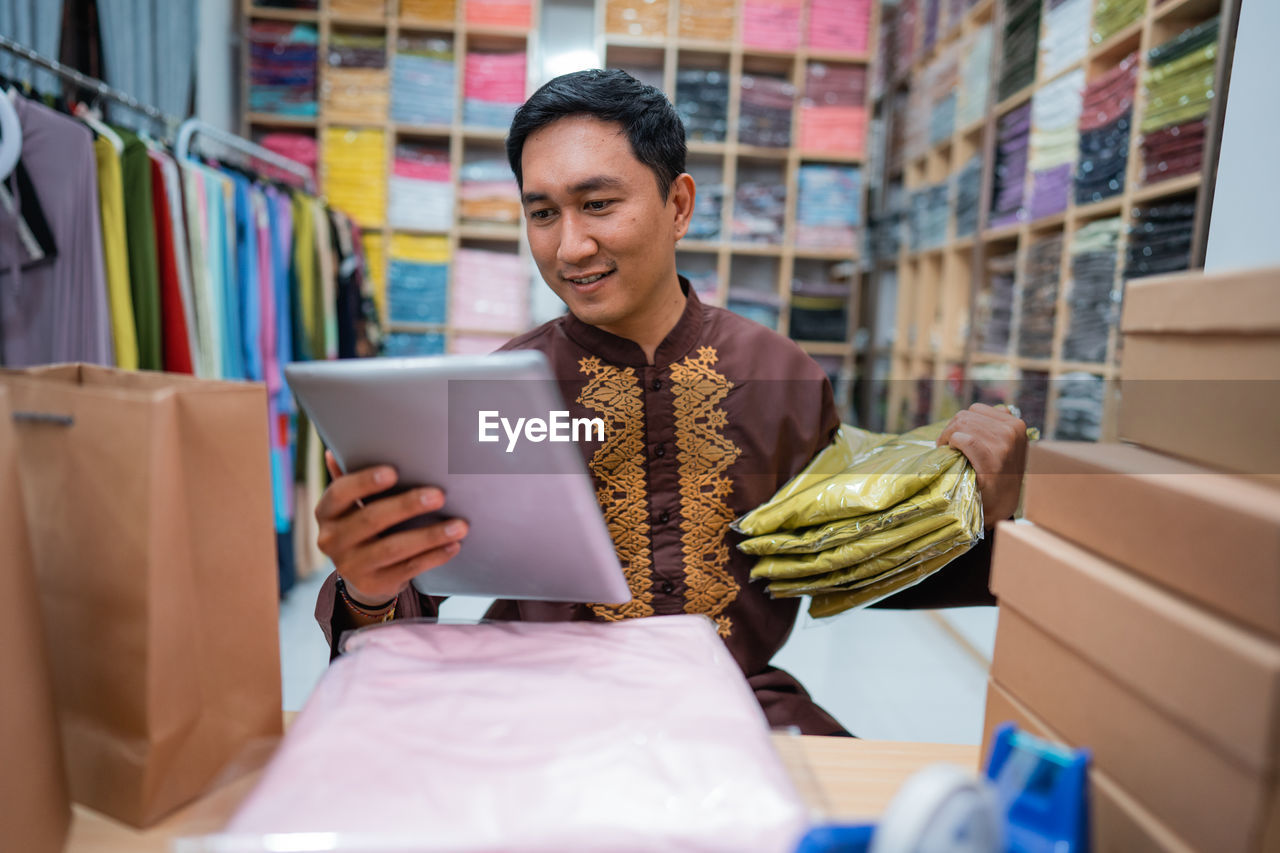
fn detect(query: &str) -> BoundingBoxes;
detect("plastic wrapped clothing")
[732,421,987,618]
[218,616,808,853]
[732,422,960,535]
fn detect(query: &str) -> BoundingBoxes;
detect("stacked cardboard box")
[981,266,1280,852]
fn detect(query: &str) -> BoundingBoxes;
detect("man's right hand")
[315,450,470,606]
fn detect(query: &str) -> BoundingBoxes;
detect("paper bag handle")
[12,411,74,427]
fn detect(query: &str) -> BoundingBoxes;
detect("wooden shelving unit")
[596,0,878,416]
[242,0,539,353]
[873,0,1239,438]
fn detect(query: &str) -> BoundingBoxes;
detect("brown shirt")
[316,281,996,734]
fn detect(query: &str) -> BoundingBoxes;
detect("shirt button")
[658,510,670,524]
[654,444,666,458]
[661,580,675,595]
[651,378,662,391]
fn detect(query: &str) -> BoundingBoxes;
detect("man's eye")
[585,200,613,212]
[529,209,555,221]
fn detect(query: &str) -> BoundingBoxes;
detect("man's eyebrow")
[521,175,625,205]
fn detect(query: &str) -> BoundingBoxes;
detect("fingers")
[938,404,1026,450]
[347,519,469,577]
[349,538,466,601]
[314,464,398,522]
[324,450,343,481]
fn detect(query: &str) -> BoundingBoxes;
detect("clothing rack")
[0,33,177,133]
[0,36,316,193]
[177,118,316,193]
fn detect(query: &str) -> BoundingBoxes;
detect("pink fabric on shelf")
[223,616,808,852]
[392,159,452,181]
[807,0,872,53]
[742,0,802,50]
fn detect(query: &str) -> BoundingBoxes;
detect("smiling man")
[313,69,1027,735]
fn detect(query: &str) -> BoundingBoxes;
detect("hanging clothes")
[115,127,163,370]
[147,147,194,374]
[0,95,112,367]
[94,134,139,370]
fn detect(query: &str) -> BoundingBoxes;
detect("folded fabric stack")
[908,183,948,251]
[1140,18,1218,185]
[389,142,452,232]
[248,22,317,117]
[799,63,867,155]
[726,288,782,330]
[922,0,942,54]
[383,331,445,356]
[449,333,509,355]
[1053,371,1105,440]
[326,31,388,121]
[463,50,526,128]
[678,265,720,304]
[733,421,983,618]
[1062,216,1121,363]
[1074,53,1138,204]
[902,78,931,161]
[605,0,668,37]
[465,0,531,27]
[998,0,1041,101]
[323,127,386,227]
[1091,0,1144,44]
[927,46,958,147]
[679,0,735,42]
[953,155,983,238]
[893,0,918,75]
[1028,69,1084,220]
[387,234,449,325]
[955,24,992,129]
[1015,370,1050,433]
[1018,233,1062,359]
[989,102,1031,227]
[330,0,385,14]
[1124,195,1196,279]
[451,248,528,333]
[732,180,786,244]
[742,0,802,51]
[807,0,872,54]
[1040,0,1089,80]
[400,0,455,23]
[977,251,1017,353]
[259,132,317,174]
[688,182,724,240]
[459,158,521,224]
[795,164,860,250]
[788,281,849,342]
[675,69,729,142]
[391,36,455,126]
[738,74,795,148]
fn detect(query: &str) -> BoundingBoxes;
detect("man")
[314,69,1026,735]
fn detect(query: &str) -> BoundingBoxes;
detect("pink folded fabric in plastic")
[219,616,808,852]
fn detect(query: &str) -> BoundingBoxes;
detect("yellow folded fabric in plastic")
[739,455,967,556]
[732,422,958,535]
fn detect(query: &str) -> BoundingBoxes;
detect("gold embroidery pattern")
[577,356,655,621]
[670,347,741,637]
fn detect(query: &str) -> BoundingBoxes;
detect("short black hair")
[506,68,687,201]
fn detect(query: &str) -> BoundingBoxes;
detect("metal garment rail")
[0,35,316,193]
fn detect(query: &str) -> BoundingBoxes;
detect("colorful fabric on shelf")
[451,248,528,332]
[806,0,872,54]
[605,0,668,37]
[322,127,386,227]
[742,0,802,51]
[796,164,860,250]
[1028,69,1084,220]
[1063,217,1121,363]
[248,22,317,117]
[391,36,455,126]
[463,50,526,128]
[989,102,1031,228]
[389,142,452,232]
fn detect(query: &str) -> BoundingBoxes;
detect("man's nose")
[557,213,598,266]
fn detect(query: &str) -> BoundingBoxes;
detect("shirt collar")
[562,276,705,369]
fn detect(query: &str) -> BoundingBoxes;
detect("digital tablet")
[284,351,630,604]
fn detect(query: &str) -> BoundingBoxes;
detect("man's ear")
[669,173,696,242]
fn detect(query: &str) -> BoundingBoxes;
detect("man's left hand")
[937,403,1028,528]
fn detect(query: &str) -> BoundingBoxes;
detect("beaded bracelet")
[336,577,397,622]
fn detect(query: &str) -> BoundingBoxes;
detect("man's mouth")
[564,269,615,287]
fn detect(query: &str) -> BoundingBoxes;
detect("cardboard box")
[991,520,1280,774]
[1023,441,1280,640]
[1119,266,1280,476]
[983,679,1196,853]
[991,605,1279,852]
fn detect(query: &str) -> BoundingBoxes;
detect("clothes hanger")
[0,87,22,182]
[72,100,123,154]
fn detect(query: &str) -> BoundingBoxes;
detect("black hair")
[506,68,688,201]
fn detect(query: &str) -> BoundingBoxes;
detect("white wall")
[1204,0,1279,272]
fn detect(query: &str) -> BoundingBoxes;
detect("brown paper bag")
[0,364,283,827]
[0,388,71,851]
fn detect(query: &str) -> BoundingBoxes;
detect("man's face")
[519,115,693,338]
